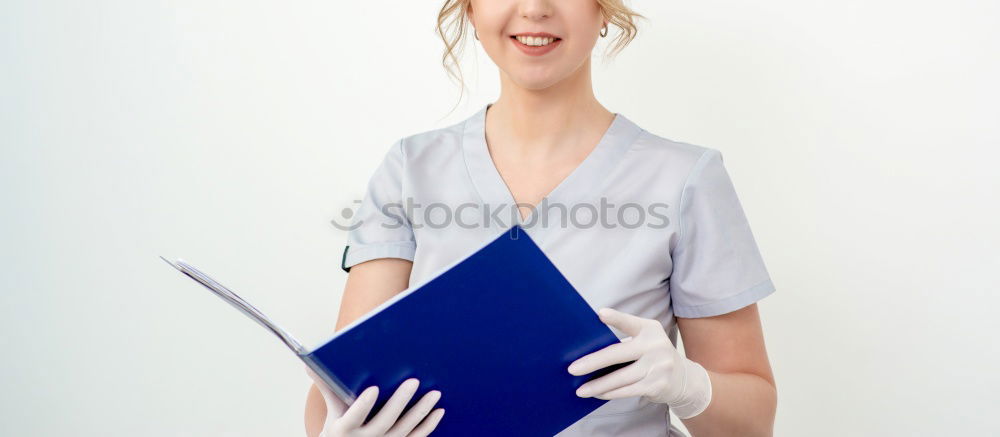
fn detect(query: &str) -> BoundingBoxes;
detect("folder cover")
[163,225,623,436]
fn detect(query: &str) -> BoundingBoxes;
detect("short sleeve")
[340,139,416,272]
[669,149,775,318]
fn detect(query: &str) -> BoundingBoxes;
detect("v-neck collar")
[461,102,644,229]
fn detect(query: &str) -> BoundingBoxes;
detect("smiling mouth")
[510,35,562,47]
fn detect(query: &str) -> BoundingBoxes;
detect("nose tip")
[518,0,553,20]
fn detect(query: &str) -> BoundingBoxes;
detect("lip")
[509,33,562,57]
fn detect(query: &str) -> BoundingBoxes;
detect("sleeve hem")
[342,242,416,272]
[672,279,776,318]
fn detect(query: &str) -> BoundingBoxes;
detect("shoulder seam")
[396,137,410,227]
[675,148,718,253]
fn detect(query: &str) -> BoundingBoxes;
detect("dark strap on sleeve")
[340,246,351,273]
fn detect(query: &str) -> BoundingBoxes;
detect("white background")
[2,0,998,435]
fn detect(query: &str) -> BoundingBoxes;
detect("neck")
[486,58,613,157]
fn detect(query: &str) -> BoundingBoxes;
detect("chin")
[510,71,566,91]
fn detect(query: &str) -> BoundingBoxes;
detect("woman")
[305,1,777,436]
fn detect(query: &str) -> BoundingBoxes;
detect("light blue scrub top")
[342,103,776,436]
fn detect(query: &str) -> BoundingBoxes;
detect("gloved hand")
[567,307,713,419]
[306,366,445,436]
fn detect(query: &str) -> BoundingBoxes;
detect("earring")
[599,24,608,37]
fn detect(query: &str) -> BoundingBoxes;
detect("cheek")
[563,35,598,59]
[470,1,510,35]
[548,35,599,74]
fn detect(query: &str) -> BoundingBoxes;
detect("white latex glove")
[306,366,445,437]
[567,308,713,419]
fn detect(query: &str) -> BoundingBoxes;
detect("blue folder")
[163,225,624,436]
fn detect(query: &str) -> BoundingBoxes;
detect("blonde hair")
[436,0,644,103]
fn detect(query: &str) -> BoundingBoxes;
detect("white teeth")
[515,35,556,46]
